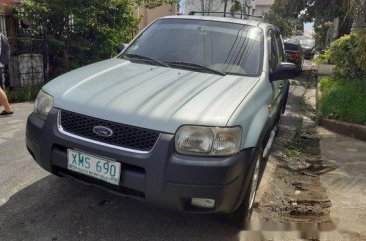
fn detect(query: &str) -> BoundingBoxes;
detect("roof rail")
[188,11,263,20]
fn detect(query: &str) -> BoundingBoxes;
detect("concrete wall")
[253,4,272,17]
[136,4,177,32]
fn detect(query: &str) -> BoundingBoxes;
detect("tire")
[225,148,263,228]
[274,113,281,137]
[281,84,290,114]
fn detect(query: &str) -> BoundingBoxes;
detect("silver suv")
[26,15,297,225]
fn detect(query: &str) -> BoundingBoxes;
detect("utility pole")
[355,0,366,27]
[363,0,366,24]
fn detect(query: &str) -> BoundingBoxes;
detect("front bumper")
[26,108,258,214]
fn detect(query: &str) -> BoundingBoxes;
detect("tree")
[18,0,139,78]
[264,0,306,37]
[223,0,229,16]
[135,0,178,9]
[266,0,357,42]
[186,0,221,14]
[307,0,355,37]
[222,0,235,17]
[229,0,252,18]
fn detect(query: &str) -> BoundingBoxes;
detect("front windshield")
[298,38,315,47]
[121,18,264,76]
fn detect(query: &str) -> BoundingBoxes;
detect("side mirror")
[270,62,299,82]
[117,43,129,53]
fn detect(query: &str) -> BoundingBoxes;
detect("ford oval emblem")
[93,126,113,137]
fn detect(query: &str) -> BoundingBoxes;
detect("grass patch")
[319,76,366,125]
[5,85,41,103]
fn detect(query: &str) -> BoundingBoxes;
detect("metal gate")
[7,28,48,88]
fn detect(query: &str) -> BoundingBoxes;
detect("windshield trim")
[118,18,264,77]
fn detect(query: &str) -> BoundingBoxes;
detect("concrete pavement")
[318,127,366,241]
[0,102,49,206]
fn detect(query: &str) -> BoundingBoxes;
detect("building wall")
[253,4,272,17]
[136,4,177,31]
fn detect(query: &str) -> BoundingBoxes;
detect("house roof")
[0,0,18,5]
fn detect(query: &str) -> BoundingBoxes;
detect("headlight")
[175,126,242,156]
[34,90,53,120]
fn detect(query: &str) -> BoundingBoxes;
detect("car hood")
[44,58,259,133]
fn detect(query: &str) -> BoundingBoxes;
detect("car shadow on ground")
[0,175,245,241]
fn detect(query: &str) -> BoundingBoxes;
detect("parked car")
[26,15,298,225]
[284,40,304,73]
[293,36,315,60]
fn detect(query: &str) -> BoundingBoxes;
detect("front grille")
[59,110,160,151]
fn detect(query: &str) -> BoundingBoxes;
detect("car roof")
[284,40,301,45]
[161,15,276,32]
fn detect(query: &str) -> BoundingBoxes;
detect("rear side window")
[284,43,300,51]
[275,33,285,62]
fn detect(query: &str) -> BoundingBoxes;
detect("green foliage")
[306,0,354,22]
[18,0,139,78]
[265,10,294,37]
[354,28,366,72]
[229,0,251,16]
[264,0,305,37]
[306,0,355,47]
[320,76,366,124]
[136,0,177,9]
[6,86,41,103]
[313,49,330,64]
[328,34,365,78]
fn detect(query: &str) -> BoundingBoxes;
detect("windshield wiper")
[165,61,226,76]
[123,53,170,67]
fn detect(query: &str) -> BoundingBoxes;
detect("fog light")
[191,198,215,209]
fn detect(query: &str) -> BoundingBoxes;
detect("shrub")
[313,49,330,64]
[354,28,366,72]
[6,86,41,103]
[18,0,139,78]
[328,33,366,78]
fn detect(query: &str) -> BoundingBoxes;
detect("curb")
[317,63,336,75]
[319,118,366,142]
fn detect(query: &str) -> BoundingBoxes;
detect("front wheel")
[226,148,263,227]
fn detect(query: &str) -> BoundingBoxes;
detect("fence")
[6,29,48,89]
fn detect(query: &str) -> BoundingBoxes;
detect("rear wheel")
[226,148,263,227]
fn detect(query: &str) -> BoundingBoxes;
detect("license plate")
[67,149,121,185]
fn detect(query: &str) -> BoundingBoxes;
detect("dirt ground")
[249,70,366,241]
[251,72,337,239]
